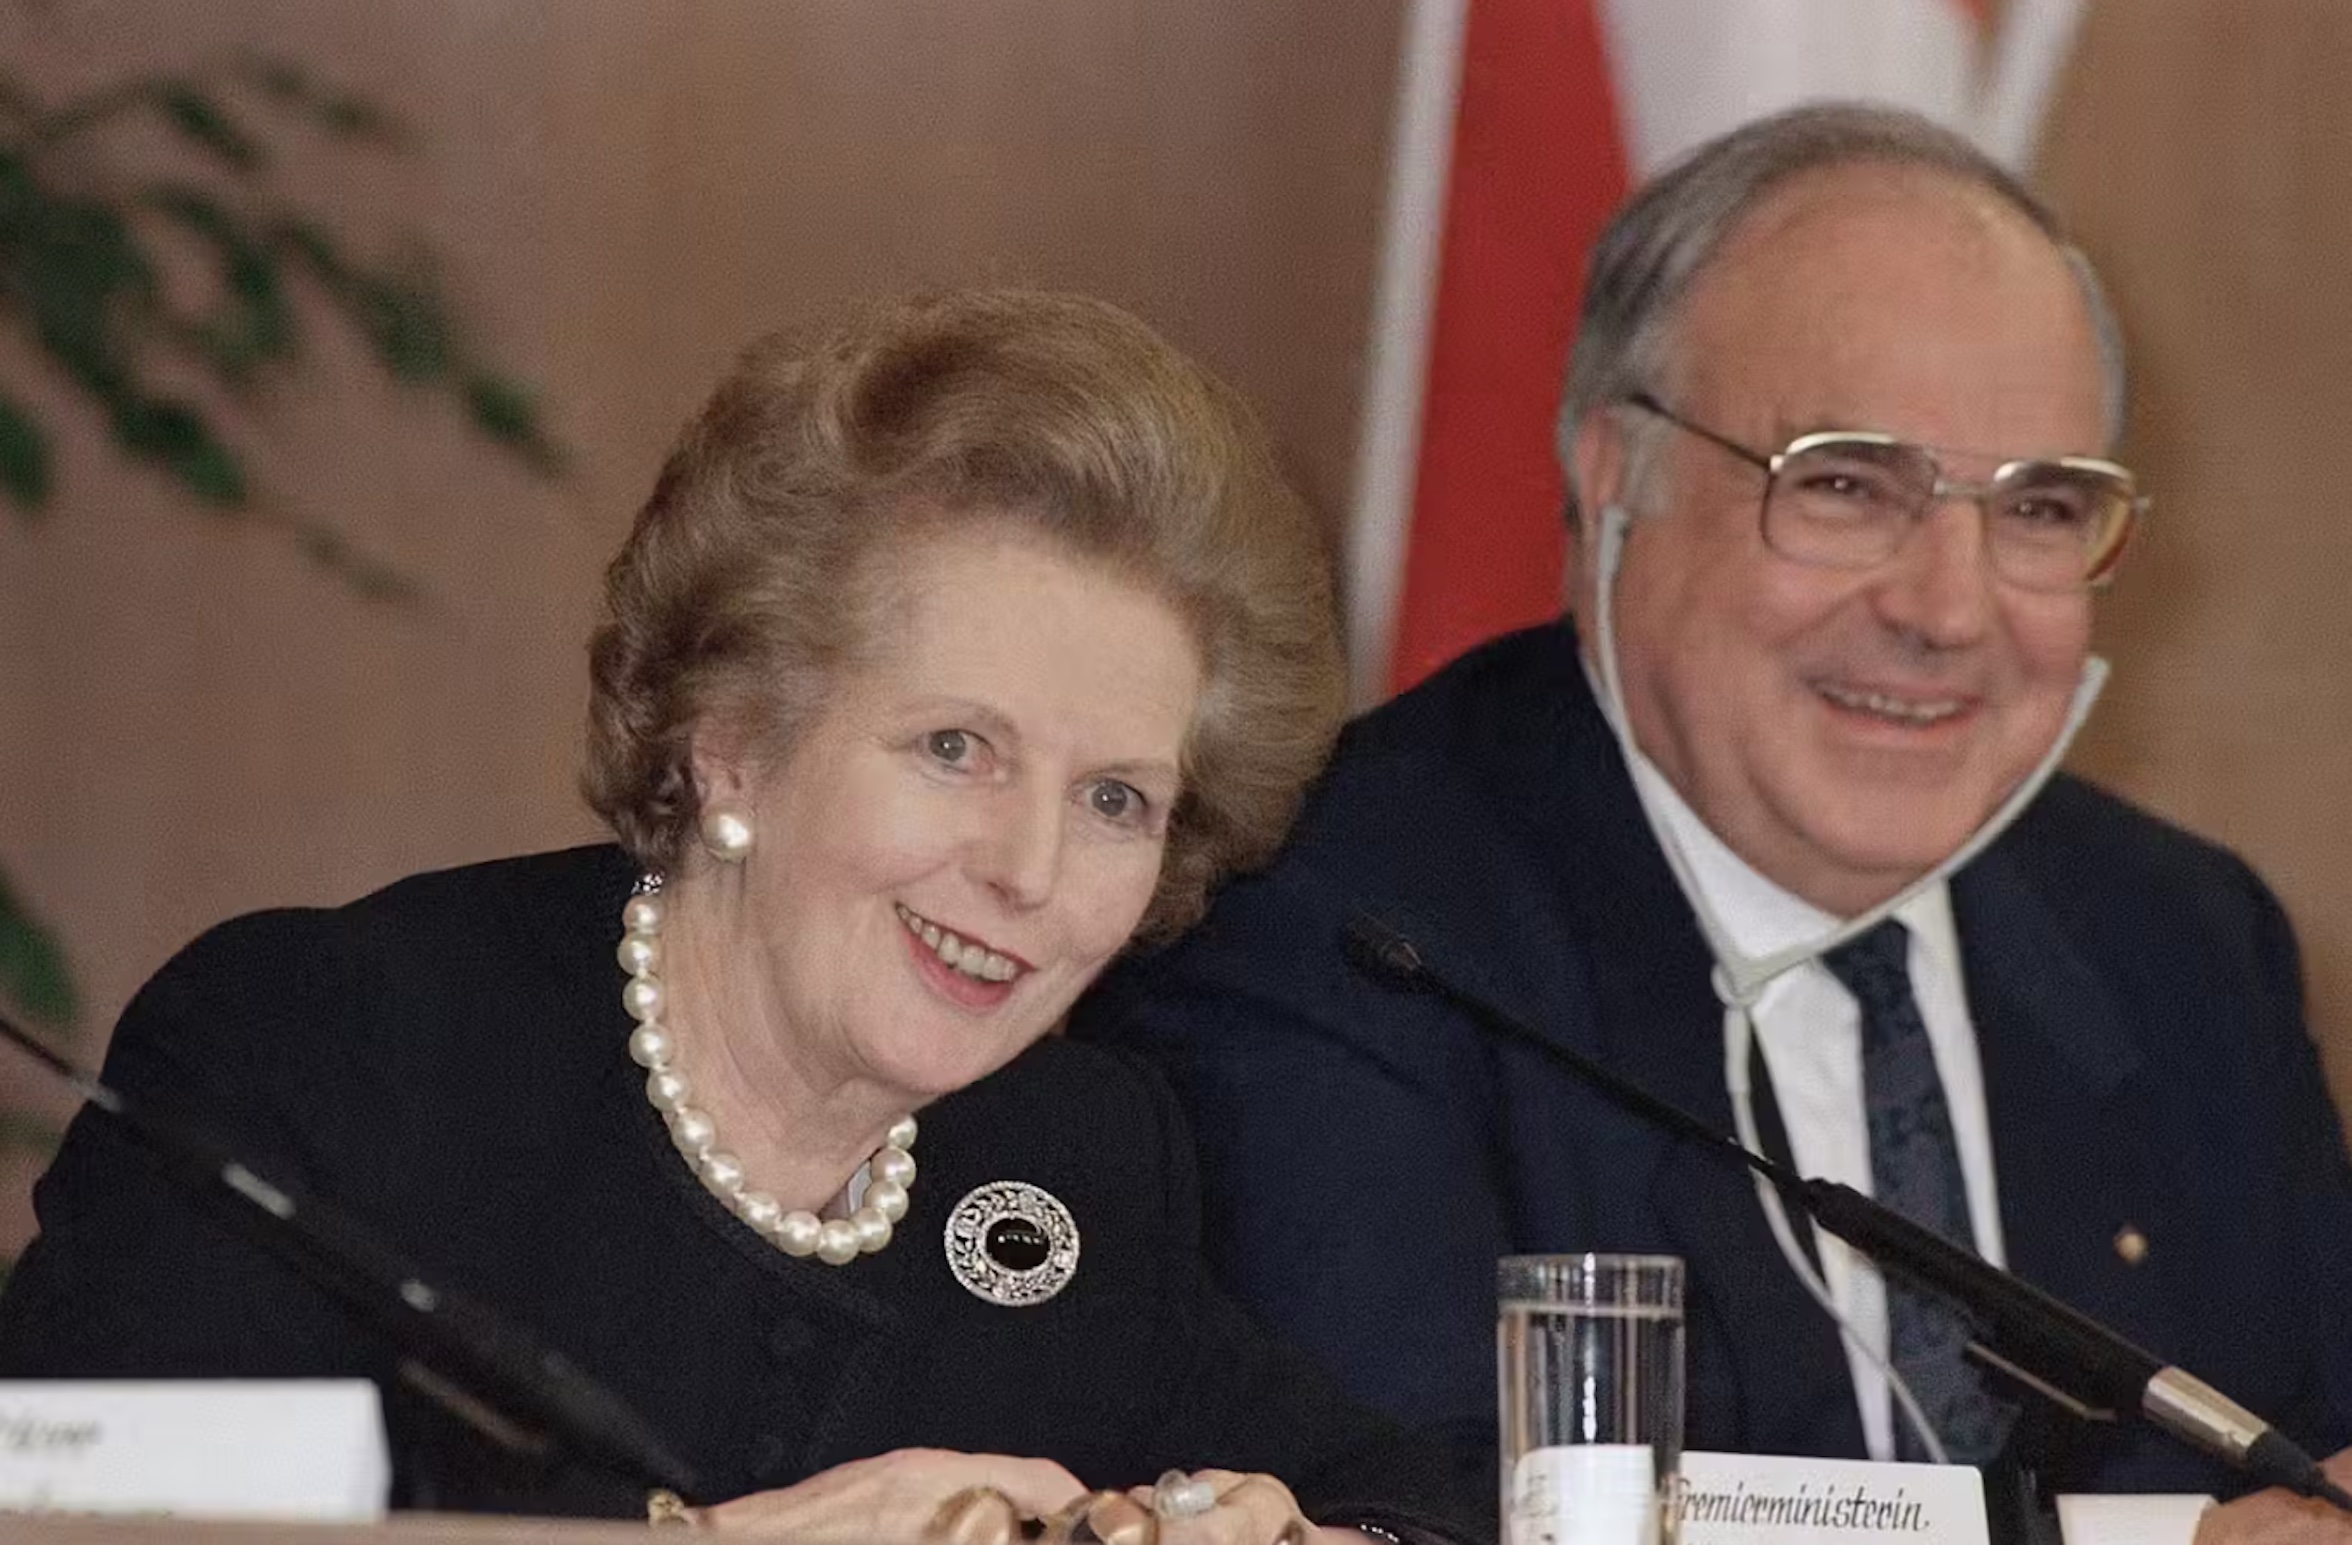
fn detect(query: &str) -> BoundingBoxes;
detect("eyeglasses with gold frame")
[1622,392,2144,592]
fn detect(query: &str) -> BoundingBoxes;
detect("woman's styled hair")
[583,289,1344,939]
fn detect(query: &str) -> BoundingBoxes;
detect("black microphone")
[0,1010,702,1499]
[1342,912,2352,1511]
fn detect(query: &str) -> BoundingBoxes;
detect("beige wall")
[2044,1,2352,1118]
[6,0,2352,1260]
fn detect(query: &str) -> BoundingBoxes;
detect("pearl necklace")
[618,874,916,1265]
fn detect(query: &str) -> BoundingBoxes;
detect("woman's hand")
[699,1447,1087,1541]
[696,1454,1373,1545]
[1135,1467,1365,1545]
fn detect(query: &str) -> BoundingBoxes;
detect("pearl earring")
[699,807,755,863]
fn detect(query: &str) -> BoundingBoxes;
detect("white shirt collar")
[1627,750,1963,989]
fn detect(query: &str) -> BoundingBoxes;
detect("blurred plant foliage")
[0,50,564,595]
[0,868,73,1225]
[0,52,567,1204]
[0,870,73,1029]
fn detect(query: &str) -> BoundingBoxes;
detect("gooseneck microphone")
[0,1010,701,1499]
[1342,913,2352,1512]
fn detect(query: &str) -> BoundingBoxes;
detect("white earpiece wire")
[1723,999,1952,1466]
[1584,498,2108,1465]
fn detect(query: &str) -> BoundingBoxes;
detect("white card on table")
[0,1380,388,1522]
[1677,1449,1989,1545]
[2056,1491,2214,1545]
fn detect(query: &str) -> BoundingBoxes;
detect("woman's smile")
[893,900,1029,983]
[895,900,1029,1010]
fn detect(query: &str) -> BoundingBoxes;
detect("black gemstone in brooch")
[944,1182,1080,1305]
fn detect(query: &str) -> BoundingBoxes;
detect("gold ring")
[927,1484,1025,1545]
[647,1488,702,1529]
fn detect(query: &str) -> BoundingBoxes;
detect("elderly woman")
[0,292,1486,1544]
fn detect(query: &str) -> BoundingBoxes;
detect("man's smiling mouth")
[1814,681,1970,727]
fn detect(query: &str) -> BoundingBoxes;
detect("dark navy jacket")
[0,844,1486,1538]
[1082,619,2352,1497]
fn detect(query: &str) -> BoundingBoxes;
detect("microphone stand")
[0,1010,702,1501]
[1342,913,2352,1513]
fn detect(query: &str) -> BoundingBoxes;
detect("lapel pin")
[945,1181,1080,1306]
[2113,1224,2149,1266]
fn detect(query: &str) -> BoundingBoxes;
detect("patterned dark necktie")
[1822,919,2012,1464]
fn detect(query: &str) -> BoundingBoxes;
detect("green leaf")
[463,372,563,474]
[29,193,158,303]
[19,191,159,399]
[0,392,52,513]
[274,219,352,291]
[0,868,77,1027]
[0,148,40,229]
[313,94,402,145]
[139,182,237,243]
[349,270,452,383]
[154,82,262,173]
[238,54,310,105]
[296,521,422,604]
[142,184,298,382]
[0,71,41,127]
[31,81,152,144]
[112,397,247,505]
[173,314,270,387]
[0,1110,64,1154]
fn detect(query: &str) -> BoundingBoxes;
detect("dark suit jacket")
[0,845,1486,1538]
[1081,620,2352,1497]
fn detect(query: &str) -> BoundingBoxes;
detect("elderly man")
[1079,104,2352,1523]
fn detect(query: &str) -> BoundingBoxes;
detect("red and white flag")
[1347,0,2092,702]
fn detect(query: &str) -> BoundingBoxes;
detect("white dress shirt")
[1630,753,2007,1461]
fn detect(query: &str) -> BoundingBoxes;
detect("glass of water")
[1498,1254,1686,1545]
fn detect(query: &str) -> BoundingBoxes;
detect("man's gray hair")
[1556,101,2128,519]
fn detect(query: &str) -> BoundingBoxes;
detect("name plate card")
[1678,1451,1989,1545]
[0,1381,388,1521]
[2055,1492,2214,1545]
